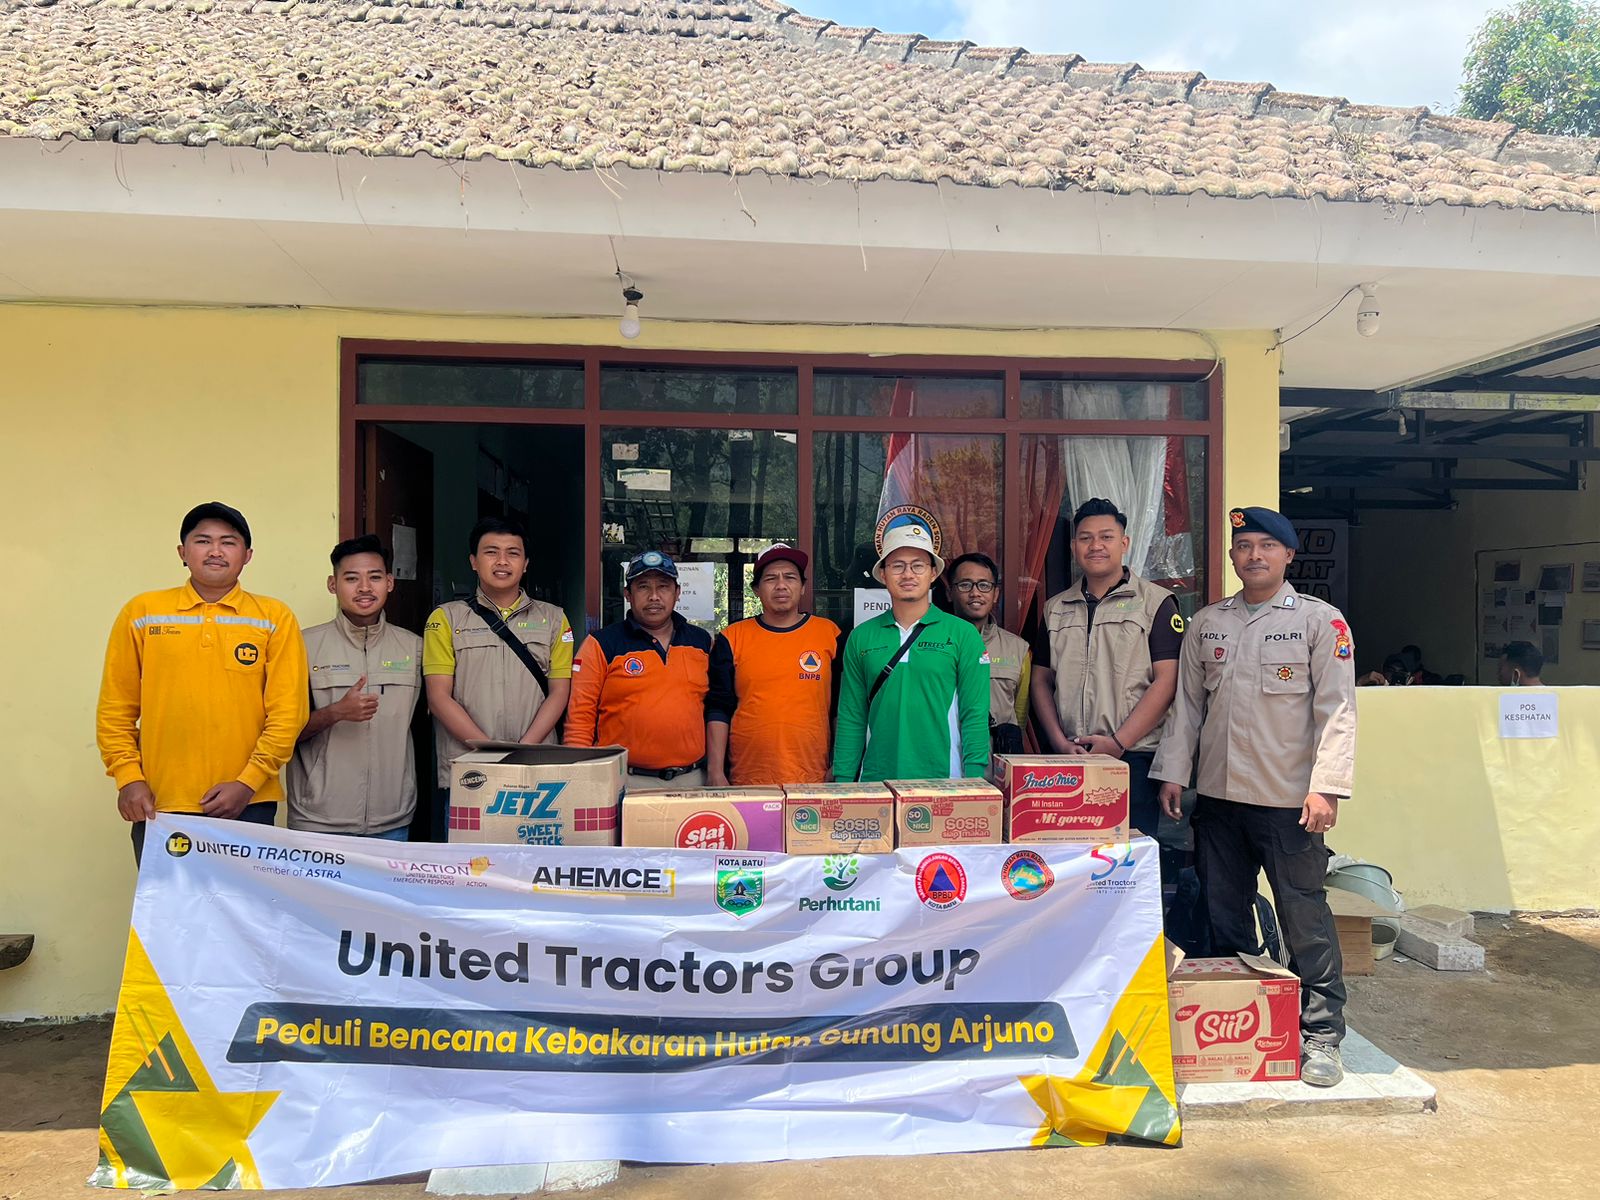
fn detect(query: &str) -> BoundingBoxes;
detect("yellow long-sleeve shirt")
[97,581,309,812]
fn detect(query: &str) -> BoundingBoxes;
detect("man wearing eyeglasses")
[946,553,1031,755]
[831,524,991,783]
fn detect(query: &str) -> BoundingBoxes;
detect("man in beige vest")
[289,534,422,840]
[423,517,574,815]
[1030,498,1184,844]
[945,552,1030,754]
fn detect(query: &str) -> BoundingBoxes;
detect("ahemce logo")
[530,865,675,897]
[1015,769,1083,795]
[1194,1003,1260,1049]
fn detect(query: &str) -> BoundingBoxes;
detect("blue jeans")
[131,800,276,867]
[366,826,409,842]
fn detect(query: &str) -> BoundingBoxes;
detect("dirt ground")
[4,915,1597,1200]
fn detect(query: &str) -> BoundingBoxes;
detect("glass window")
[358,361,583,408]
[1018,435,1208,626]
[601,428,799,633]
[814,373,1003,419]
[600,367,797,414]
[1020,378,1208,421]
[812,431,1003,630]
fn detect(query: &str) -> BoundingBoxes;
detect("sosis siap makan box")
[886,779,1005,846]
[448,743,626,847]
[1167,954,1302,1084]
[782,782,894,854]
[622,788,785,852]
[990,754,1130,843]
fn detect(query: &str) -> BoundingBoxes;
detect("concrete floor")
[3,915,1596,1200]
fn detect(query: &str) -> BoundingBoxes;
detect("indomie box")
[886,779,1005,846]
[990,754,1130,843]
[622,788,785,852]
[782,782,894,854]
[1167,954,1302,1084]
[448,743,626,847]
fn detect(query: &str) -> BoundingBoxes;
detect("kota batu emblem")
[715,856,766,917]
[821,854,860,892]
[1276,666,1295,682]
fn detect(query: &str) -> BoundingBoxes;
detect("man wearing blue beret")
[1151,505,1358,1087]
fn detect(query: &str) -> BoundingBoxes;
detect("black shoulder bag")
[464,599,550,695]
[854,622,925,782]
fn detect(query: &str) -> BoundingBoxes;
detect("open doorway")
[360,420,586,838]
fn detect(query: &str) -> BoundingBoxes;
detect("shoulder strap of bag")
[855,621,925,782]
[464,598,550,695]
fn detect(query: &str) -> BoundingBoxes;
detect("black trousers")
[1193,795,1346,1045]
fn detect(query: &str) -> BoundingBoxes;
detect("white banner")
[94,816,1178,1190]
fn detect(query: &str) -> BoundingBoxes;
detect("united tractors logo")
[165,832,192,858]
[234,642,260,666]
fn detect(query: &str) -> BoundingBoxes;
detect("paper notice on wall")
[854,587,892,626]
[1539,590,1568,609]
[1583,562,1600,592]
[391,524,418,581]
[1500,692,1557,738]
[675,561,716,621]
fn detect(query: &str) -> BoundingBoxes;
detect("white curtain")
[1056,383,1173,578]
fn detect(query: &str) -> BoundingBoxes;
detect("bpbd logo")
[791,806,820,833]
[485,780,566,818]
[914,853,967,911]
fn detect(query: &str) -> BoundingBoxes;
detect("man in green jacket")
[832,523,991,782]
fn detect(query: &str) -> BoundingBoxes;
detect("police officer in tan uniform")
[289,534,422,839]
[1152,506,1357,1088]
[945,552,1030,754]
[423,517,574,824]
[1031,498,1184,844]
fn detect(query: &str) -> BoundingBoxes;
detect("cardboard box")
[782,782,895,854]
[621,788,785,852]
[886,779,1005,846]
[990,754,1130,843]
[1327,888,1392,977]
[1167,954,1301,1083]
[448,743,626,847]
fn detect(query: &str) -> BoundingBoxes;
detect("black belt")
[627,761,706,781]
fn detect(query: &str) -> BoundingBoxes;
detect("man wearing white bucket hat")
[831,521,991,783]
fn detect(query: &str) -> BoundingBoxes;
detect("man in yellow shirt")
[98,502,309,865]
[423,518,573,834]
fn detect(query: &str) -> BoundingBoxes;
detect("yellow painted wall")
[1340,687,1600,913]
[0,303,1279,1019]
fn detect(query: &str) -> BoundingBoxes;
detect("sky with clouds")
[801,1,1508,111]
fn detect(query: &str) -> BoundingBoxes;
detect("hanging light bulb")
[1356,282,1380,337]
[619,287,643,340]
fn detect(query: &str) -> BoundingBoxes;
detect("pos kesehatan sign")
[93,816,1179,1190]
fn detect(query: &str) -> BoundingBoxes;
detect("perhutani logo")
[459,770,489,791]
[530,864,675,897]
[821,855,860,892]
[165,832,192,858]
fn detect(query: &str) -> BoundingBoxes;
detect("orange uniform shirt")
[706,614,842,786]
[564,614,711,771]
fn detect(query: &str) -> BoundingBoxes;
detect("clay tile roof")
[3,0,1599,211]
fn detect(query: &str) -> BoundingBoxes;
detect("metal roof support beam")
[1284,441,1600,461]
[1281,474,1580,491]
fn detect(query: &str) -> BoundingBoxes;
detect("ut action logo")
[485,781,566,818]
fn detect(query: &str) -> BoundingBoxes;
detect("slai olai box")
[622,787,785,852]
[990,753,1130,843]
[448,743,626,847]
[887,778,1005,846]
[782,782,894,854]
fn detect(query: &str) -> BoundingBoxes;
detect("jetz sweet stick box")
[989,754,1130,843]
[782,782,895,854]
[448,743,626,846]
[886,778,1005,846]
[622,788,785,852]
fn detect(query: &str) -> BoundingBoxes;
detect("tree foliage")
[1460,0,1600,136]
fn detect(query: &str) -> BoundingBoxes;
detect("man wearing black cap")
[566,550,713,789]
[1152,506,1358,1088]
[97,502,309,864]
[706,545,842,786]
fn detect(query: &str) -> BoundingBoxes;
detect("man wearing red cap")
[705,545,842,786]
